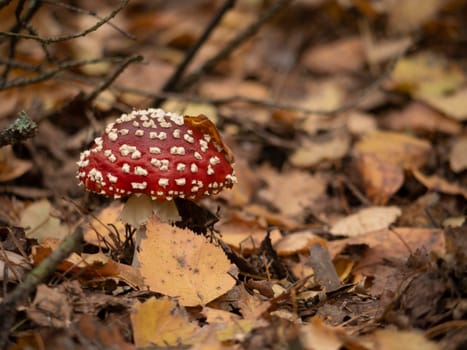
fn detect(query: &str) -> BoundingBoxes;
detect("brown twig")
[180,0,292,89]
[0,0,129,45]
[0,56,134,91]
[83,54,143,103]
[0,226,84,349]
[153,0,237,107]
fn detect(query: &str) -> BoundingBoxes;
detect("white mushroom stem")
[120,193,182,227]
[119,193,182,266]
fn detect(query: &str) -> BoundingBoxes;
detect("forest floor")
[0,0,466,349]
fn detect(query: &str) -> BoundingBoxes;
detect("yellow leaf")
[139,218,236,306]
[391,53,464,96]
[131,297,199,347]
[330,206,402,237]
[21,199,68,242]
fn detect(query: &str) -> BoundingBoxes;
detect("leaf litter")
[0,1,466,349]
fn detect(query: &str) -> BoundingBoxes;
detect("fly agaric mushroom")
[77,108,237,227]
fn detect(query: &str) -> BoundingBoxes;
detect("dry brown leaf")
[412,169,467,199]
[139,217,236,306]
[420,87,467,121]
[328,227,445,261]
[0,250,30,282]
[31,247,144,289]
[300,317,346,350]
[344,111,378,136]
[355,153,404,205]
[237,285,271,321]
[201,307,240,324]
[27,285,71,328]
[131,297,199,348]
[382,102,461,134]
[388,0,443,34]
[449,136,467,172]
[363,34,412,65]
[328,227,445,295]
[302,37,364,73]
[199,78,269,100]
[218,212,282,254]
[0,145,33,182]
[390,53,464,96]
[274,231,327,256]
[244,204,299,230]
[220,159,261,207]
[364,329,440,350]
[290,131,350,168]
[330,206,402,237]
[20,199,68,243]
[354,131,432,170]
[258,165,326,218]
[84,202,125,247]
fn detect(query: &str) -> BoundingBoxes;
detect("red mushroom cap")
[77,108,236,201]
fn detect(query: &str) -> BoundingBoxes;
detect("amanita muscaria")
[77,108,237,227]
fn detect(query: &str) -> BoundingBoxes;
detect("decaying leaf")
[258,165,326,218]
[290,130,350,168]
[330,206,402,237]
[420,87,467,121]
[449,136,467,173]
[353,131,431,204]
[131,297,199,347]
[27,285,72,328]
[84,202,125,247]
[139,217,236,306]
[0,145,33,182]
[390,52,464,97]
[363,329,440,350]
[355,153,404,205]
[274,231,327,256]
[20,199,68,242]
[412,169,467,199]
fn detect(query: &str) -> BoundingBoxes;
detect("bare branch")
[180,0,292,89]
[153,0,237,107]
[0,0,129,44]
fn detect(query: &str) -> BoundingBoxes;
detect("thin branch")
[42,0,136,41]
[0,56,135,91]
[0,226,84,349]
[83,54,143,103]
[153,0,237,107]
[0,0,129,44]
[180,0,292,89]
[0,111,38,147]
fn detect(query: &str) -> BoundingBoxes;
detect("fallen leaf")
[420,87,467,121]
[390,52,464,96]
[131,297,199,348]
[20,199,68,242]
[388,0,443,34]
[84,202,125,247]
[139,217,236,306]
[27,285,71,328]
[0,145,33,182]
[274,231,327,256]
[412,169,467,199]
[364,329,440,350]
[354,131,432,170]
[355,153,404,205]
[0,250,30,282]
[382,102,461,134]
[290,130,350,168]
[449,136,467,172]
[302,37,364,73]
[258,165,326,218]
[219,212,282,254]
[353,131,431,204]
[330,206,402,237]
[300,317,346,350]
[201,307,240,324]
